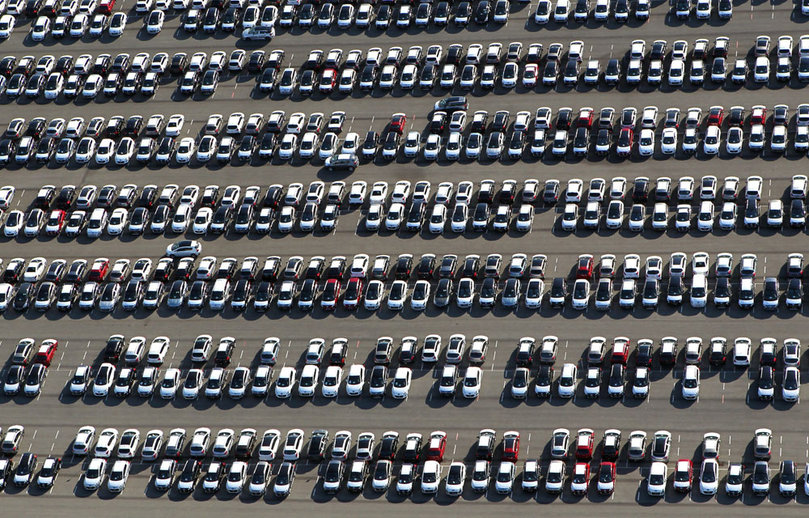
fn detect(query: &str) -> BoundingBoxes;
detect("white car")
[659,127,678,154]
[726,127,743,154]
[638,129,655,156]
[73,425,97,456]
[83,458,108,493]
[420,460,441,494]
[647,461,668,496]
[0,14,15,39]
[224,461,247,494]
[321,365,342,398]
[462,366,482,398]
[390,367,412,399]
[275,366,296,398]
[682,365,700,400]
[703,125,721,154]
[345,364,365,396]
[94,428,119,458]
[545,460,565,493]
[423,134,441,161]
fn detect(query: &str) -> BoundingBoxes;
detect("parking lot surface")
[3,0,809,514]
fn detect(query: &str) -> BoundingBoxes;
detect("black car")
[434,96,468,113]
[176,460,200,493]
[368,365,387,398]
[416,255,436,280]
[535,364,553,396]
[104,335,124,362]
[12,282,34,311]
[474,0,490,23]
[4,365,23,395]
[378,433,399,461]
[549,277,566,308]
[394,255,413,280]
[438,256,457,278]
[632,177,649,202]
[758,366,773,399]
[308,430,329,460]
[13,453,36,487]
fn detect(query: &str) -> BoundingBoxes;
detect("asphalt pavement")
[3,0,809,514]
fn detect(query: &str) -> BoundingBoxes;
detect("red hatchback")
[611,337,631,365]
[426,431,447,461]
[98,0,116,13]
[502,431,520,462]
[89,258,110,282]
[750,106,767,126]
[34,339,58,366]
[707,106,724,126]
[390,113,407,134]
[577,108,594,128]
[575,429,595,461]
[576,255,594,280]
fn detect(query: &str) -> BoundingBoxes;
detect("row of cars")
[67,359,476,401]
[60,336,488,403]
[51,333,803,404]
[0,423,62,489]
[256,38,809,99]
[409,105,809,162]
[52,426,798,499]
[15,35,809,106]
[4,173,800,220]
[2,103,806,171]
[507,334,801,402]
[1,338,57,396]
[66,427,494,496]
[559,198,809,234]
[176,0,515,34]
[0,110,363,167]
[3,175,796,242]
[0,250,796,313]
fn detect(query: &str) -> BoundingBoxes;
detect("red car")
[98,0,116,13]
[597,462,616,494]
[576,255,594,280]
[343,277,363,310]
[89,258,110,282]
[750,106,767,126]
[575,429,595,461]
[426,431,447,461]
[611,337,631,365]
[34,339,58,366]
[706,106,724,126]
[502,431,520,462]
[390,113,407,134]
[577,108,594,128]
